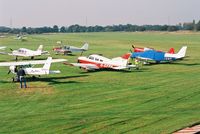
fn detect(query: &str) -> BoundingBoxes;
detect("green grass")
[0,32,200,134]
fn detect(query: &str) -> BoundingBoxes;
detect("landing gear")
[32,76,36,80]
[12,76,19,82]
[31,56,34,60]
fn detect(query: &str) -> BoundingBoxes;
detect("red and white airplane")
[132,45,175,54]
[65,53,137,71]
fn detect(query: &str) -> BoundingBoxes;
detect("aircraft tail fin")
[37,45,43,52]
[121,53,131,60]
[42,57,52,72]
[168,48,175,54]
[81,43,89,50]
[176,46,187,59]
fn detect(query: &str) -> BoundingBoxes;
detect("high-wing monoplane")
[0,57,67,81]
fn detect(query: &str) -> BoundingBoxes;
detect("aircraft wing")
[42,51,50,55]
[112,64,136,70]
[0,52,7,55]
[136,56,153,61]
[67,63,99,70]
[0,58,67,67]
[0,46,6,50]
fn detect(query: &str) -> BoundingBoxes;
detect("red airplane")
[64,53,137,71]
[132,45,175,54]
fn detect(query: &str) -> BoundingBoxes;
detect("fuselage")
[132,50,177,62]
[11,48,41,57]
[78,54,127,69]
[53,46,85,54]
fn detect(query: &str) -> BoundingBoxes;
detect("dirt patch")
[16,83,54,95]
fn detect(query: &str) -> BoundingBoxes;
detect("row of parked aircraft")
[0,43,188,81]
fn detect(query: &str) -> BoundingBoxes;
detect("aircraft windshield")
[88,56,94,60]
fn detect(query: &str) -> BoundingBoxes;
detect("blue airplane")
[131,46,187,63]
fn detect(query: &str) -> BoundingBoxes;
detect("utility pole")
[85,16,88,27]
[10,17,13,28]
[168,16,170,26]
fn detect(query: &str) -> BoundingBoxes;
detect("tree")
[60,26,66,33]
[21,27,27,33]
[0,26,11,33]
[192,20,196,31]
[196,20,200,31]
[167,26,179,32]
[53,25,59,32]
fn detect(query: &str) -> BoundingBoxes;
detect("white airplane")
[0,57,67,81]
[0,46,6,54]
[53,43,89,55]
[14,34,27,41]
[65,53,137,71]
[8,45,49,60]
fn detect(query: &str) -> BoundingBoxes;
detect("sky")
[0,0,200,27]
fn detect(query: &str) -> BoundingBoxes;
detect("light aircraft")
[0,57,67,81]
[131,46,187,63]
[132,45,175,54]
[65,53,137,71]
[0,46,6,54]
[53,43,89,55]
[14,34,27,41]
[8,45,49,60]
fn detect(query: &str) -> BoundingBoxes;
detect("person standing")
[135,58,140,70]
[17,67,27,88]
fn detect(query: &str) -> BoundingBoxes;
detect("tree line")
[0,20,200,34]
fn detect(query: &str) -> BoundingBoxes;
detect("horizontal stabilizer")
[121,53,131,60]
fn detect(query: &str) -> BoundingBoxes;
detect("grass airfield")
[0,32,200,133]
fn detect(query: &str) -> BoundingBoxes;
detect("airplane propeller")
[80,51,83,56]
[7,70,11,74]
[132,45,135,48]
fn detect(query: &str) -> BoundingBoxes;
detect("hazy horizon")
[0,0,200,28]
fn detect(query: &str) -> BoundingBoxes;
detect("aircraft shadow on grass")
[27,75,89,85]
[0,75,89,85]
[79,68,149,74]
[0,80,11,84]
[171,62,200,66]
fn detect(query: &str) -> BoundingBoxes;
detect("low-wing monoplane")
[131,46,187,63]
[8,45,49,60]
[14,34,27,41]
[132,45,175,54]
[53,43,89,55]
[64,53,137,71]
